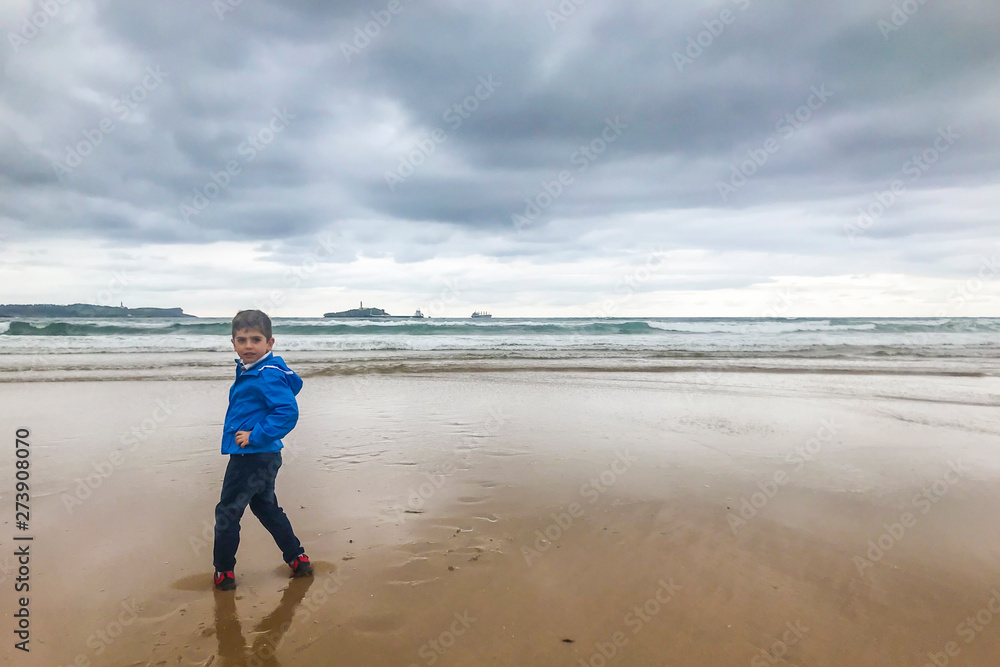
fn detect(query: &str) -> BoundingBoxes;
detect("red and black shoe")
[214,570,236,591]
[288,554,313,578]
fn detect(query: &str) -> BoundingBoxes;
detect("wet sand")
[4,370,1000,665]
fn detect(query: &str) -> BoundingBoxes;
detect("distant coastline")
[0,303,193,318]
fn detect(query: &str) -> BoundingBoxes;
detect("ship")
[324,302,426,319]
[471,310,492,318]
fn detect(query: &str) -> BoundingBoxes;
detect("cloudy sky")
[1,0,998,317]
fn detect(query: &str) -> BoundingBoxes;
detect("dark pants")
[213,452,304,572]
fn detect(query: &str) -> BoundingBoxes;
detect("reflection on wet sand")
[214,576,315,666]
[21,372,1000,665]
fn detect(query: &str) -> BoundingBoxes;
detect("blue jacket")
[221,352,303,455]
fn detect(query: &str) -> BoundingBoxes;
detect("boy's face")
[232,327,274,366]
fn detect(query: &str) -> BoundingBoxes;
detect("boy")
[213,309,312,591]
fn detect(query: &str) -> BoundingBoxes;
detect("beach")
[4,360,1000,666]
[4,0,997,662]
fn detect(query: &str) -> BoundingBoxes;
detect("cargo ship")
[471,310,492,318]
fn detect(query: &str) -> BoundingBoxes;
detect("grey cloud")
[0,0,998,299]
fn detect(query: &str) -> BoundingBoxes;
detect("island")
[324,302,425,319]
[0,303,194,318]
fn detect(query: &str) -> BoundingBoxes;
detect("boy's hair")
[232,309,272,339]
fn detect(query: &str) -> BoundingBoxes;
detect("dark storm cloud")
[0,0,998,279]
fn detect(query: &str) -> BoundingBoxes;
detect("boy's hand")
[235,431,251,447]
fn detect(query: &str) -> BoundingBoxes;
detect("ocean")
[1,316,998,381]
